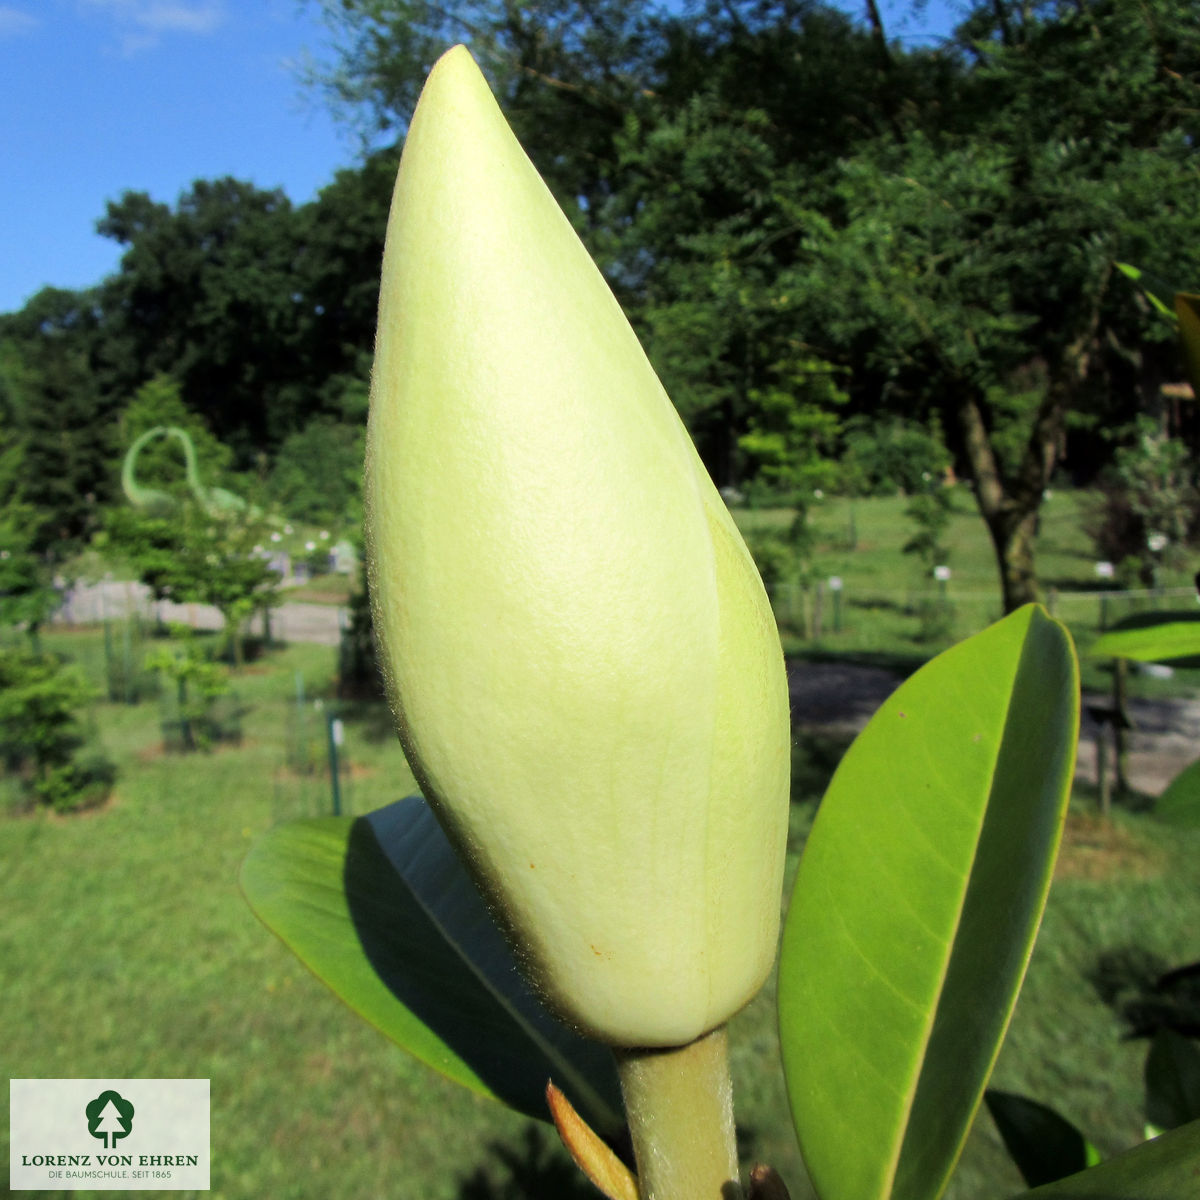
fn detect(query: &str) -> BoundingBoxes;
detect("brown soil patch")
[273,761,378,783]
[136,737,255,764]
[44,791,120,821]
[8,790,120,822]
[1054,810,1165,882]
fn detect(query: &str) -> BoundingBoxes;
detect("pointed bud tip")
[421,43,487,108]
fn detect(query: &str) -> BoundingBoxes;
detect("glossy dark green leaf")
[778,605,1079,1200]
[1147,1030,1200,1132]
[1090,612,1200,664]
[241,796,623,1135]
[985,1090,1100,1188]
[1156,758,1200,828]
[1012,1117,1200,1198]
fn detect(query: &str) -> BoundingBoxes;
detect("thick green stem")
[615,1027,742,1200]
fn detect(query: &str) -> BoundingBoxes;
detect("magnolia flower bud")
[365,45,789,1048]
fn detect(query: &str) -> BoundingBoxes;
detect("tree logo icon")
[85,1090,135,1149]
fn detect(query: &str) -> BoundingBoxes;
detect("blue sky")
[1,0,363,314]
[0,0,962,317]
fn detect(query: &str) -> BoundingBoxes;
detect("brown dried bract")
[546,1080,638,1200]
[747,1163,793,1200]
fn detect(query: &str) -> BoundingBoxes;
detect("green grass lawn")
[2,634,564,1200]
[6,498,1200,1198]
[736,487,1200,696]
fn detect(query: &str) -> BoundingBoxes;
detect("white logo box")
[10,1079,209,1191]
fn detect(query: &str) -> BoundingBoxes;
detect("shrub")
[840,415,951,497]
[0,649,116,812]
[36,753,119,814]
[337,560,384,700]
[1086,417,1200,586]
[903,487,954,572]
[269,416,364,526]
[146,628,236,752]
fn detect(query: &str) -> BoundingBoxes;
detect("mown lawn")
[736,487,1200,696]
[5,499,1200,1198]
[2,636,548,1200]
[736,487,1188,618]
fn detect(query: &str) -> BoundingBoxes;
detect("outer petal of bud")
[366,46,790,1048]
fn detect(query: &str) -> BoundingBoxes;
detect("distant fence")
[270,676,397,823]
[766,581,1199,645]
[1063,586,1200,631]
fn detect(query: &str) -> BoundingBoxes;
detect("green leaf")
[1089,612,1200,663]
[240,796,624,1135]
[1147,1030,1200,1132]
[1114,263,1180,322]
[1156,758,1200,828]
[1012,1117,1200,1198]
[1177,294,1200,398]
[985,1090,1099,1188]
[777,604,1079,1200]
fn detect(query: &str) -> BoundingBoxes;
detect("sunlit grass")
[7,497,1200,1199]
[1,635,536,1200]
[734,488,1200,697]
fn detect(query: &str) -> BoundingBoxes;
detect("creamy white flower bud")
[366,46,790,1047]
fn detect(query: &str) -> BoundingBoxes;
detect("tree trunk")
[864,0,893,67]
[958,389,1051,614]
[956,272,1106,614]
[220,608,244,668]
[982,504,1041,613]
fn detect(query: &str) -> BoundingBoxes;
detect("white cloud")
[0,5,38,36]
[136,1,224,34]
[80,0,225,52]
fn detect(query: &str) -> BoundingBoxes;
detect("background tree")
[0,288,116,557]
[756,0,1199,609]
[94,179,304,457]
[0,648,115,811]
[289,150,395,391]
[89,162,393,469]
[103,502,280,666]
[269,414,364,526]
[144,625,233,752]
[305,0,667,230]
[116,374,235,500]
[0,502,60,647]
[0,0,1195,619]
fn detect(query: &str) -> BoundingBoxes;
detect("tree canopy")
[2,0,1198,607]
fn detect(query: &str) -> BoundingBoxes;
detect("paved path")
[1075,690,1200,795]
[788,660,1200,797]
